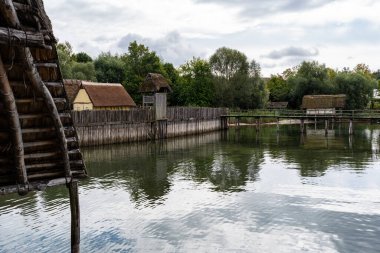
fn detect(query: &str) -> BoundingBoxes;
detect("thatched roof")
[64,79,82,104]
[0,0,86,195]
[139,73,172,93]
[302,95,346,109]
[267,102,288,109]
[81,81,136,107]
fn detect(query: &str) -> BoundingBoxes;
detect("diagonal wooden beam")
[0,55,28,194]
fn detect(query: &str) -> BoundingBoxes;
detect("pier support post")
[256,117,261,132]
[276,118,280,132]
[325,120,328,136]
[300,119,305,134]
[68,180,80,253]
[314,117,317,130]
[349,120,353,135]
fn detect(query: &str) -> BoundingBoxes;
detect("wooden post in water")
[256,117,260,132]
[300,119,305,134]
[68,181,80,253]
[276,117,280,132]
[325,120,328,136]
[349,119,353,135]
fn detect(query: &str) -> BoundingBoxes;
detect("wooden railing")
[226,109,380,119]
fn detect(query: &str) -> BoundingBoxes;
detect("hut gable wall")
[73,89,93,111]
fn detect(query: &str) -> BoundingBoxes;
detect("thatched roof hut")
[73,81,136,110]
[267,102,288,110]
[0,0,86,195]
[139,73,172,93]
[302,95,346,109]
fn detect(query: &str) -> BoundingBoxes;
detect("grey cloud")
[194,0,336,17]
[262,47,319,59]
[118,31,206,66]
[47,0,139,25]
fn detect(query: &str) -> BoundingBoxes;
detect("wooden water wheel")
[0,0,87,252]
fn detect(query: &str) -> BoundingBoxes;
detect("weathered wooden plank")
[0,27,49,49]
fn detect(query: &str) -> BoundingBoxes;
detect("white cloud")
[44,0,380,76]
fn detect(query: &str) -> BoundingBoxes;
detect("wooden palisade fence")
[71,107,228,146]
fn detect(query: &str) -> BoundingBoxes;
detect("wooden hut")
[0,1,86,251]
[267,102,288,110]
[139,73,172,94]
[302,95,346,115]
[67,80,136,111]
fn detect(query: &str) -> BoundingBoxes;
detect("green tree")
[57,41,75,78]
[75,52,93,63]
[267,74,289,102]
[334,72,376,109]
[163,63,184,106]
[94,52,126,83]
[287,61,334,108]
[71,62,97,81]
[179,58,214,106]
[354,63,372,78]
[209,47,249,80]
[57,41,97,81]
[122,41,167,103]
[210,47,266,109]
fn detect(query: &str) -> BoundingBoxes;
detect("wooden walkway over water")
[222,110,380,135]
[222,110,380,121]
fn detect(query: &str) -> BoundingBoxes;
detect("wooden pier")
[222,110,380,135]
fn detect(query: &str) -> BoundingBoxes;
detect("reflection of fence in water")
[82,131,222,163]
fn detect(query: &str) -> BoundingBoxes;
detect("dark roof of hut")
[64,79,82,104]
[139,73,172,93]
[81,81,136,107]
[267,102,288,109]
[0,0,86,195]
[302,95,347,109]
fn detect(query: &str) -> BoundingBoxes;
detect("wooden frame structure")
[0,1,86,252]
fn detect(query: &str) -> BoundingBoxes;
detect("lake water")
[1,124,380,253]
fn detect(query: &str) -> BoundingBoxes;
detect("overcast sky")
[45,0,380,76]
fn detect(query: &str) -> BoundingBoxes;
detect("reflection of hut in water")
[302,94,346,115]
[304,129,346,149]
[0,1,86,251]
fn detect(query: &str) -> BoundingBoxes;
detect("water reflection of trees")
[254,124,377,177]
[80,124,377,206]
[82,132,264,206]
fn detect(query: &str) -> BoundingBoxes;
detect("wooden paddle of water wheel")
[0,0,87,252]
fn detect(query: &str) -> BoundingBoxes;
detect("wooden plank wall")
[72,107,228,146]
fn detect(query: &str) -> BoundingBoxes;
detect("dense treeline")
[58,41,380,109]
[267,62,378,109]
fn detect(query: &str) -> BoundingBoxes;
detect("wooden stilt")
[349,120,353,135]
[68,180,80,253]
[325,120,328,136]
[300,119,304,134]
[276,117,280,132]
[314,116,317,130]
